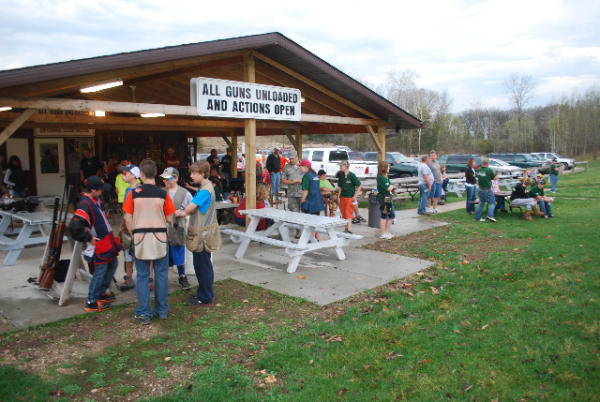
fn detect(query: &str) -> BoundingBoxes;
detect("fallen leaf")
[513,248,519,251]
[382,306,388,311]
[577,279,582,282]
[463,260,469,264]
[405,291,414,297]
[514,347,518,353]
[418,359,431,364]
[258,309,265,312]
[415,272,424,277]
[265,375,277,384]
[242,300,249,303]
[326,334,343,342]
[385,352,403,360]
[454,329,463,335]
[548,257,553,260]
[482,324,488,330]
[337,389,344,397]
[560,254,566,257]
[546,235,552,239]
[431,287,439,295]
[297,276,306,279]
[309,360,314,364]
[164,357,171,362]
[460,275,464,279]
[472,232,479,235]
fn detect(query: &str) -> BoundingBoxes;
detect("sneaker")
[84,301,111,312]
[549,214,556,218]
[179,275,191,290]
[120,276,135,291]
[486,216,496,223]
[344,228,353,235]
[357,215,367,222]
[476,219,486,222]
[500,209,508,213]
[426,207,434,213]
[158,316,168,321]
[470,211,475,215]
[352,218,360,224]
[385,232,395,239]
[379,233,389,239]
[98,293,116,303]
[149,277,154,291]
[132,315,151,325]
[551,191,555,193]
[186,298,213,307]
[417,212,431,216]
[434,208,442,213]
[392,219,396,225]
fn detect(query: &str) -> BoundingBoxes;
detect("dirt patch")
[364,225,524,262]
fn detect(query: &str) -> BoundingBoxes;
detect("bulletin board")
[6,138,31,171]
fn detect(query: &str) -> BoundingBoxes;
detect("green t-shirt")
[550,164,559,175]
[320,179,335,191]
[301,174,311,192]
[221,155,232,174]
[337,171,361,198]
[214,185,224,202]
[377,174,391,201]
[529,186,545,199]
[476,166,495,189]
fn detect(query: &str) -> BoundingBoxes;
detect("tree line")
[307,71,600,160]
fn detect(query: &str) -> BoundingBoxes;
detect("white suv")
[531,153,575,170]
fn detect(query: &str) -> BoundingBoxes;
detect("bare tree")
[503,74,537,151]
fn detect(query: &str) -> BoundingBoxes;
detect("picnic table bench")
[222,208,363,273]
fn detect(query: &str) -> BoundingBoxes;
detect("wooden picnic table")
[0,210,69,266]
[222,208,363,273]
[396,184,420,201]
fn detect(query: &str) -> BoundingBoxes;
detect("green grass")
[1,161,599,401]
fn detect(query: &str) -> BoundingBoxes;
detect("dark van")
[487,153,546,172]
[436,154,483,173]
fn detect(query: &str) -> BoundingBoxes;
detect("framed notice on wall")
[34,128,95,137]
[191,77,302,121]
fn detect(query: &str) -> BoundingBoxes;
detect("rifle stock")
[38,196,60,283]
[39,185,71,291]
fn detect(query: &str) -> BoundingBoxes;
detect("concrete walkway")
[0,201,465,333]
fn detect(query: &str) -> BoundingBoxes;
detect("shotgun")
[37,196,60,283]
[39,185,72,291]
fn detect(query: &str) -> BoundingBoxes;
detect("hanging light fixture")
[141,113,165,118]
[95,110,105,117]
[80,79,123,93]
[0,106,12,112]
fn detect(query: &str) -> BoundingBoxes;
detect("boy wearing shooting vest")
[123,160,176,325]
[68,176,121,312]
[160,167,193,290]
[118,163,141,291]
[175,160,222,307]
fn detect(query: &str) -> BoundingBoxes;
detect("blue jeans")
[537,199,553,216]
[270,172,281,200]
[442,178,449,192]
[550,175,557,192]
[418,184,429,213]
[494,196,506,214]
[134,248,170,318]
[193,249,214,304]
[475,188,496,220]
[88,258,118,303]
[466,186,477,213]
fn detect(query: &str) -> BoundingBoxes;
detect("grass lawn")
[1,161,599,401]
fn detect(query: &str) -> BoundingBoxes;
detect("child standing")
[68,176,120,312]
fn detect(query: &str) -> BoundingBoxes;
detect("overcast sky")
[1,0,598,112]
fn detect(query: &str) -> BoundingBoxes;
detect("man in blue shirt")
[417,155,433,216]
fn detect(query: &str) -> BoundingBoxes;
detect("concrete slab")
[0,201,464,331]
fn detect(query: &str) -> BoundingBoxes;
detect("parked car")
[334,145,352,152]
[301,148,376,178]
[197,153,210,161]
[487,153,546,172]
[531,152,575,170]
[488,159,524,177]
[363,152,419,178]
[348,152,365,161]
[528,154,551,173]
[436,154,483,173]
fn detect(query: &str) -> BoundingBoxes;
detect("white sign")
[192,77,301,121]
[34,128,95,137]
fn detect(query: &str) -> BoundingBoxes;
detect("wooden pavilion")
[0,32,421,208]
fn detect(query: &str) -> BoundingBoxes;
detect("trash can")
[368,193,380,228]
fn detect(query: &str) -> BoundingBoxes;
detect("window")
[437,155,448,164]
[312,151,324,162]
[474,157,483,166]
[502,154,514,161]
[364,153,378,161]
[448,156,462,164]
[328,151,347,162]
[515,155,526,162]
[302,150,310,160]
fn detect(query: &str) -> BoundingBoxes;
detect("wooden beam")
[244,54,256,219]
[296,129,302,154]
[0,49,250,97]
[302,114,386,126]
[365,125,383,154]
[282,129,300,153]
[378,125,387,162]
[253,52,381,120]
[218,131,234,150]
[0,109,36,146]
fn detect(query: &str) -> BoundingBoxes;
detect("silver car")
[531,152,575,170]
[488,159,524,177]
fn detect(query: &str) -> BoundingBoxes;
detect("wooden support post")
[244,54,256,224]
[0,109,35,146]
[231,132,238,178]
[283,129,300,153]
[365,125,383,156]
[296,129,302,155]
[378,125,387,162]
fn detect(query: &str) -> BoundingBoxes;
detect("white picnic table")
[447,179,466,197]
[222,208,362,273]
[0,210,68,266]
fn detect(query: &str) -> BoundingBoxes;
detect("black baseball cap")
[85,176,111,191]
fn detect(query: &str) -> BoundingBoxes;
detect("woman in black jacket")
[464,158,478,214]
[510,177,540,221]
[4,155,25,197]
